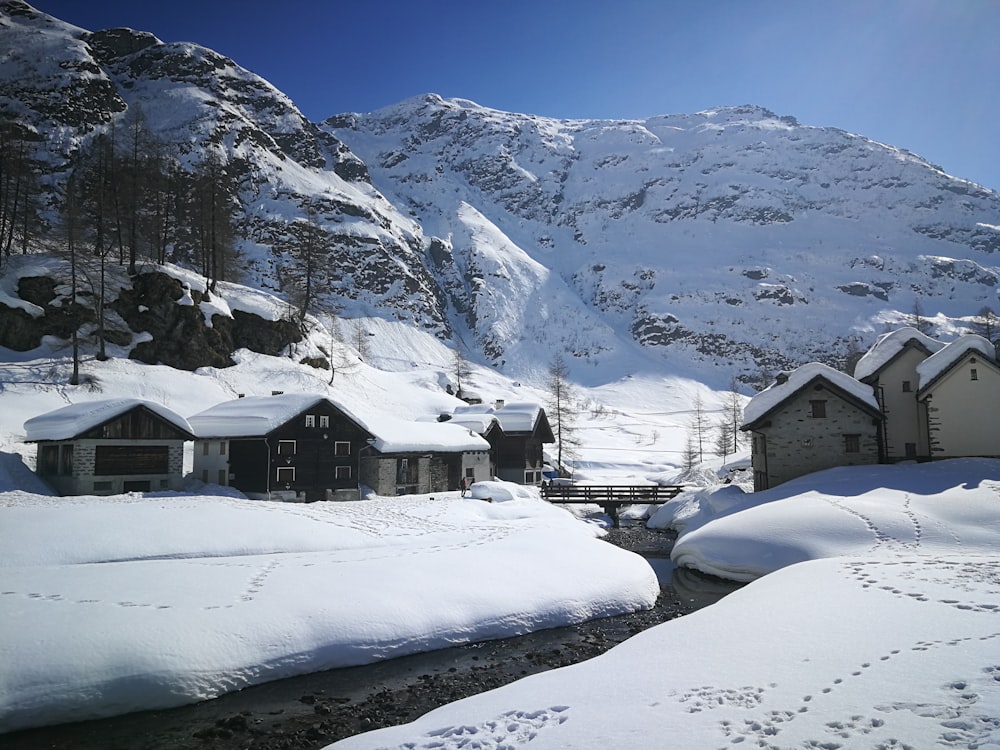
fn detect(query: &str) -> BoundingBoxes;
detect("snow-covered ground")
[0,487,657,733]
[327,459,1000,749]
[1,259,997,745]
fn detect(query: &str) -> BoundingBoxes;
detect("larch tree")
[546,353,579,476]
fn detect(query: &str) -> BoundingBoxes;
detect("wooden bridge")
[539,483,685,527]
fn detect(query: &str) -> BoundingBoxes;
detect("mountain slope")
[0,1,449,336]
[327,95,1000,383]
[3,2,999,389]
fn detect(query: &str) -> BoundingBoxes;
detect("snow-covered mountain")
[3,1,999,388]
[327,95,1000,382]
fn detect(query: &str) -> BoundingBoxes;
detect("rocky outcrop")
[0,267,303,371]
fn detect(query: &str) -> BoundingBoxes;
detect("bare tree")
[0,123,42,263]
[972,306,1000,343]
[714,419,734,459]
[909,297,932,334]
[59,169,84,385]
[187,149,239,294]
[351,318,371,360]
[723,378,745,454]
[546,353,579,476]
[688,393,710,464]
[452,346,472,400]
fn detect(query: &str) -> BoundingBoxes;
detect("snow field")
[0,491,658,733]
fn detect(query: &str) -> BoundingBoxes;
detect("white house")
[916,335,1000,459]
[854,327,944,460]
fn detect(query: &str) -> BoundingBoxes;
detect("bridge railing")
[539,483,685,526]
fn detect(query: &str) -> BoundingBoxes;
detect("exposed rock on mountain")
[3,2,999,385]
[327,95,1000,379]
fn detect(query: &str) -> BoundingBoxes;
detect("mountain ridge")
[2,2,999,389]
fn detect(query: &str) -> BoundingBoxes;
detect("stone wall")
[756,385,880,488]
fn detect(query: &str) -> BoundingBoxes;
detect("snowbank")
[669,458,1000,581]
[325,460,1000,750]
[0,491,658,732]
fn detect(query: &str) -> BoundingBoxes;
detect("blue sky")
[31,0,1000,191]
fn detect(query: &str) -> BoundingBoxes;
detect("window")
[335,441,351,456]
[397,458,416,484]
[218,469,227,485]
[305,415,316,428]
[202,469,209,483]
[525,470,541,484]
[276,466,295,483]
[319,415,330,428]
[93,481,112,492]
[905,443,917,458]
[37,445,59,475]
[277,440,296,456]
[335,465,351,479]
[844,434,860,453]
[202,442,209,455]
[465,467,475,479]
[219,441,226,455]
[810,400,827,418]
[901,380,911,392]
[58,445,73,476]
[971,368,979,381]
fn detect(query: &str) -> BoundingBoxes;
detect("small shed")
[741,363,883,491]
[25,399,194,496]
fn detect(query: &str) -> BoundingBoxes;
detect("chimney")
[494,399,505,410]
[775,373,789,385]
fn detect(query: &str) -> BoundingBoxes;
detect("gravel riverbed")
[5,525,741,750]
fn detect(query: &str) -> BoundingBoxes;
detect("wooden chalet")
[189,393,372,502]
[190,393,492,501]
[444,401,555,484]
[25,399,194,496]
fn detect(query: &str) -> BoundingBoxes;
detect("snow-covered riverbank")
[327,459,1000,750]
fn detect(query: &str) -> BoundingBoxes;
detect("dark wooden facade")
[200,399,374,502]
[490,409,555,484]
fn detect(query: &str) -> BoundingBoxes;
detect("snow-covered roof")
[853,327,944,381]
[24,399,193,442]
[363,416,490,453]
[188,394,334,438]
[916,334,997,391]
[445,413,498,436]
[742,362,880,428]
[493,401,545,433]
[189,393,489,453]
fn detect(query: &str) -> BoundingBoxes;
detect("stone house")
[358,418,490,496]
[854,327,944,461]
[25,399,193,496]
[741,363,884,491]
[916,335,1000,459]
